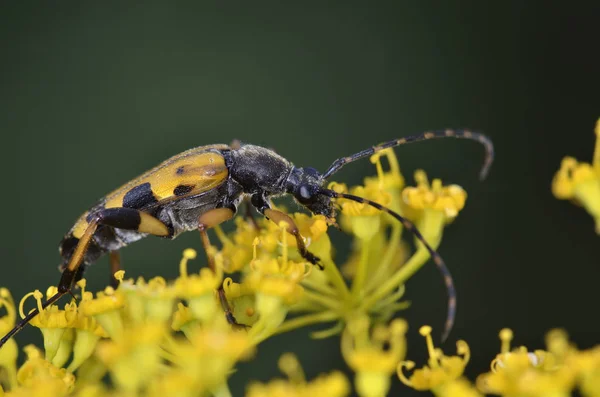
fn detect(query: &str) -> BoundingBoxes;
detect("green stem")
[302,290,342,310]
[365,222,401,293]
[322,257,351,300]
[360,209,444,313]
[273,311,339,335]
[350,238,371,300]
[301,277,338,297]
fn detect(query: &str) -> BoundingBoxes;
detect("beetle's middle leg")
[197,207,247,329]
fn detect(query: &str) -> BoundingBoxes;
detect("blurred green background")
[1,2,599,395]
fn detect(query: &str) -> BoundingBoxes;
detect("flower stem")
[273,311,338,336]
[301,277,338,297]
[322,257,351,300]
[359,210,444,313]
[302,290,342,311]
[365,222,401,293]
[351,238,371,300]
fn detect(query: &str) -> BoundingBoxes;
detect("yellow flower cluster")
[0,257,257,396]
[0,128,597,396]
[396,326,600,397]
[0,147,470,396]
[476,328,600,397]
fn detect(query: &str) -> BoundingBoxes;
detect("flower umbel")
[18,139,598,396]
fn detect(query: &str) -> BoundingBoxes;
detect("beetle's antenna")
[322,129,494,180]
[0,291,65,348]
[319,188,456,342]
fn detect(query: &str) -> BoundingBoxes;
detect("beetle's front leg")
[250,194,323,269]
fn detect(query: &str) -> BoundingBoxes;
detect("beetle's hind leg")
[197,207,249,329]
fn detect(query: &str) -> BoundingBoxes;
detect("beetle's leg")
[0,208,174,347]
[251,195,322,269]
[94,207,172,237]
[94,207,172,286]
[61,208,172,292]
[198,207,235,270]
[109,251,122,288]
[1,219,102,348]
[59,221,99,293]
[197,207,247,329]
[244,198,260,229]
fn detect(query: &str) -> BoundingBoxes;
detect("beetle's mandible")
[0,130,494,347]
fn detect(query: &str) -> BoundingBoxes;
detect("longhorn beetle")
[0,130,493,347]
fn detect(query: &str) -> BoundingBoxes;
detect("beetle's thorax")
[228,145,293,195]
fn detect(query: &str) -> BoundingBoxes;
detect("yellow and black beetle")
[0,130,493,347]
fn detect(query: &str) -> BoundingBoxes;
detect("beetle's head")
[287,167,335,220]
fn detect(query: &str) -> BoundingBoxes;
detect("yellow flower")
[169,325,255,393]
[63,280,107,373]
[476,328,577,396]
[171,302,198,339]
[342,316,407,397]
[246,229,311,341]
[363,148,405,193]
[402,169,467,222]
[14,345,75,396]
[578,345,600,397]
[222,278,258,328]
[337,181,392,241]
[173,248,222,323]
[246,353,350,397]
[0,288,18,391]
[78,281,125,340]
[95,323,165,393]
[145,372,200,397]
[120,275,176,323]
[18,288,76,363]
[552,118,600,233]
[217,217,260,273]
[398,325,470,394]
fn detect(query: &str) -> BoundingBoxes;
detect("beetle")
[0,130,493,347]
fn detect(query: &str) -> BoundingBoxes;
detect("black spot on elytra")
[123,182,158,209]
[173,184,194,196]
[176,166,185,175]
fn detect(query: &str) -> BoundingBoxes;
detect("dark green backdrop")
[1,2,599,396]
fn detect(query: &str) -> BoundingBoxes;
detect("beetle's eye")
[299,185,312,200]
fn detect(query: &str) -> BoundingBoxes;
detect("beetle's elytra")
[0,130,494,347]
